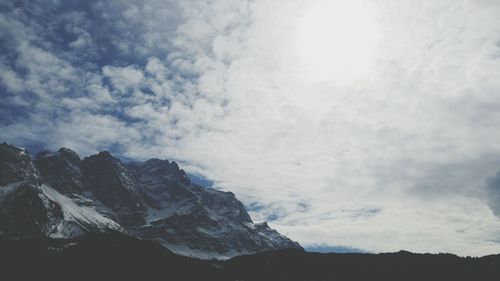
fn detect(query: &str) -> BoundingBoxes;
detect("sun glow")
[296,0,381,82]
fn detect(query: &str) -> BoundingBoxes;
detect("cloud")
[1,0,500,256]
[103,65,144,93]
[69,32,92,49]
[0,67,25,93]
[486,171,500,217]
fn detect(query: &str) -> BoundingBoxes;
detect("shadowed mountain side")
[0,232,499,281]
[0,232,218,281]
[0,142,301,258]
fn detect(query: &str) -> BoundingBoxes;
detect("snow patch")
[39,184,123,237]
[163,242,249,260]
[11,144,26,154]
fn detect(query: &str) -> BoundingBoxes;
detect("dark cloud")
[486,171,500,217]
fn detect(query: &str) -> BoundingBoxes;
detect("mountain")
[126,159,300,258]
[0,232,499,281]
[0,142,301,258]
[0,144,123,239]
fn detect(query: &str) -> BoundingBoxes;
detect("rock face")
[0,144,122,239]
[0,142,301,258]
[127,159,301,258]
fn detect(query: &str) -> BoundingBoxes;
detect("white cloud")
[102,65,144,93]
[0,67,25,93]
[137,0,500,256]
[2,0,500,256]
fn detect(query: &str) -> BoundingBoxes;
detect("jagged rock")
[80,151,147,226]
[34,148,84,194]
[0,144,123,239]
[0,143,38,186]
[0,142,302,258]
[127,159,300,258]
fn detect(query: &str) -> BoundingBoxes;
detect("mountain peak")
[1,142,28,156]
[170,161,180,170]
[58,147,80,161]
[96,150,114,159]
[1,143,302,258]
[256,221,269,228]
[0,142,38,186]
[82,150,122,167]
[35,150,53,158]
[35,147,80,164]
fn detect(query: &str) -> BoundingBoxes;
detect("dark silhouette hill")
[0,232,218,281]
[225,248,500,281]
[0,232,499,281]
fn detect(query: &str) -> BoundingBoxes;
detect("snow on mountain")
[0,142,302,258]
[34,148,84,194]
[127,159,301,258]
[80,151,148,226]
[0,144,124,239]
[39,184,123,238]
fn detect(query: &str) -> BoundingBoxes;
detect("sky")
[1,0,500,256]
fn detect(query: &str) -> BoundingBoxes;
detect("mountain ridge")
[0,142,301,259]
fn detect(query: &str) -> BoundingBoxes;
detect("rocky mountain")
[0,143,123,239]
[0,142,301,258]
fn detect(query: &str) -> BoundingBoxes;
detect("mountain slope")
[0,142,301,258]
[127,159,301,258]
[39,184,123,237]
[0,144,123,238]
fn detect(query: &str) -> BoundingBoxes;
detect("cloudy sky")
[2,0,500,256]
